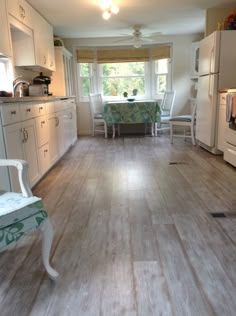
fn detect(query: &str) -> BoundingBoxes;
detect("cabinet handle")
[24,130,29,142]
[21,128,25,143]
[26,108,31,112]
[41,121,45,128]
[11,110,16,115]
[44,149,48,153]
[39,106,44,112]
[55,117,59,126]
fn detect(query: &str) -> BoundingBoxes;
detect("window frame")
[77,48,172,102]
[152,58,172,100]
[97,61,150,101]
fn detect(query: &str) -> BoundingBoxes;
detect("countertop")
[0,96,76,104]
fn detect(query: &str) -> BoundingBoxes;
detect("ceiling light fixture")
[100,1,119,20]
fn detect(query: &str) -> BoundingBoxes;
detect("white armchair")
[0,159,58,280]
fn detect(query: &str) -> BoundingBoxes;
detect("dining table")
[103,99,161,138]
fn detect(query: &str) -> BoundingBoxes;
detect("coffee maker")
[33,72,52,95]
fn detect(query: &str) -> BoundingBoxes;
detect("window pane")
[157,75,167,93]
[103,77,145,97]
[155,59,168,74]
[0,61,8,90]
[102,62,145,77]
[82,78,90,96]
[80,63,90,77]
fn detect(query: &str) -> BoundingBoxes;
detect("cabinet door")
[32,9,55,70]
[0,125,11,191]
[0,0,12,56]
[48,114,59,165]
[3,122,25,192]
[38,142,50,176]
[35,114,49,147]
[46,24,56,71]
[8,0,33,28]
[22,119,40,187]
[57,111,65,156]
[217,93,227,152]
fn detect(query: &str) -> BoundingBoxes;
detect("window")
[155,58,171,96]
[76,47,172,101]
[0,59,9,91]
[77,63,92,97]
[99,62,146,98]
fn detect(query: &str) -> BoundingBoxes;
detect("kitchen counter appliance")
[32,72,52,95]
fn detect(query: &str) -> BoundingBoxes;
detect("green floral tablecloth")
[103,100,161,126]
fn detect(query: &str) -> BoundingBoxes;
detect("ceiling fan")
[114,25,161,48]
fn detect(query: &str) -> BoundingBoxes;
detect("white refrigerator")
[196,30,236,154]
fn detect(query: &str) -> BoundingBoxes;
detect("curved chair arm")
[0,159,32,197]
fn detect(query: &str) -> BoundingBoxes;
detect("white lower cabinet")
[48,113,59,166]
[0,98,77,191]
[217,93,227,152]
[38,142,50,175]
[3,119,40,191]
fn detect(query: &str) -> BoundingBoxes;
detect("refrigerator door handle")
[209,47,214,74]
[208,75,212,98]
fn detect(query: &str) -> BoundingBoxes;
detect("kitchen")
[0,1,236,315]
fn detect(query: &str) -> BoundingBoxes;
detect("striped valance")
[76,46,171,63]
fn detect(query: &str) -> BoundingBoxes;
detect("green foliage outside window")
[80,63,90,96]
[102,62,145,97]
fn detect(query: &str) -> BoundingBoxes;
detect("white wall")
[63,33,203,135]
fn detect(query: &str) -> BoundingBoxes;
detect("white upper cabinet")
[31,9,55,71]
[51,47,73,96]
[8,0,33,29]
[0,0,12,56]
[7,0,55,71]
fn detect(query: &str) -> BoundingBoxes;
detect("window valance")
[76,46,171,63]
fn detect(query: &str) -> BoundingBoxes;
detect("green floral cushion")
[0,191,42,228]
[0,210,48,251]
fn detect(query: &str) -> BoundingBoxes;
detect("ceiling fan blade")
[140,37,154,43]
[113,37,133,43]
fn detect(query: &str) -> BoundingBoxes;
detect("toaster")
[29,84,48,96]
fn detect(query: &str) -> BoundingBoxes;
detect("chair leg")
[39,218,59,280]
[92,121,95,136]
[154,122,157,136]
[117,124,120,136]
[112,124,115,139]
[191,124,196,146]
[170,123,173,144]
[104,122,108,139]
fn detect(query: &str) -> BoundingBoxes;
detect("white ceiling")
[27,0,236,39]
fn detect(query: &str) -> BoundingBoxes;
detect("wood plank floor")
[1,135,236,316]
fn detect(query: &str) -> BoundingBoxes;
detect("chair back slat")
[161,90,176,117]
[89,94,104,116]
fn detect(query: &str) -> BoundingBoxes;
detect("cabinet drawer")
[34,102,46,116]
[219,93,227,105]
[20,103,36,120]
[35,114,49,147]
[54,100,65,112]
[46,102,55,114]
[1,104,21,126]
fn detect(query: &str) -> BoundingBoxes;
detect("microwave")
[29,84,48,96]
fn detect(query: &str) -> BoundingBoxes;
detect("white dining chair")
[155,90,176,136]
[0,159,58,280]
[89,93,107,138]
[169,101,197,145]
